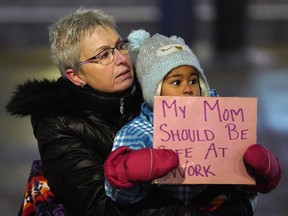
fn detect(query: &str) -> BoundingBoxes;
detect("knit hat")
[128,29,210,109]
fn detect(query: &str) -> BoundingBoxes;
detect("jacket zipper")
[120,97,124,114]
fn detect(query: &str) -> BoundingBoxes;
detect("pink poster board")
[153,96,257,185]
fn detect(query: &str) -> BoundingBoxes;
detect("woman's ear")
[65,69,86,87]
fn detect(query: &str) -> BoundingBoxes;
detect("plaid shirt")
[105,102,207,204]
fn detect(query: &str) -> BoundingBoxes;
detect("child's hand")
[104,146,179,189]
[243,144,282,193]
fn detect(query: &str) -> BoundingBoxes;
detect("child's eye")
[189,78,198,85]
[171,80,181,85]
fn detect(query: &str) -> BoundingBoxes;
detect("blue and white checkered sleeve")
[105,179,151,204]
[106,117,153,203]
[112,119,152,151]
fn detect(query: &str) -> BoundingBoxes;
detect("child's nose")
[183,84,194,96]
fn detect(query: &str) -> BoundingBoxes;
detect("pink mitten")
[104,146,133,188]
[104,146,179,189]
[243,144,282,193]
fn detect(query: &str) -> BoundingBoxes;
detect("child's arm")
[243,144,282,193]
[104,146,179,189]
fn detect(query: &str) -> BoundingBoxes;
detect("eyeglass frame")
[78,41,129,67]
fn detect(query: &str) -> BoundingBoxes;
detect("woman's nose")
[113,49,126,64]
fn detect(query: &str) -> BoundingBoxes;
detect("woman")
[6,9,259,216]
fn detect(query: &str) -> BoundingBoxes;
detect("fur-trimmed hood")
[6,78,141,121]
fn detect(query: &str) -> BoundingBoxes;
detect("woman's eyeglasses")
[78,41,129,67]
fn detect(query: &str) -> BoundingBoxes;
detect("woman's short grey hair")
[48,8,116,76]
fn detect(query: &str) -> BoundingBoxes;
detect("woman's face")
[161,66,200,96]
[75,27,134,93]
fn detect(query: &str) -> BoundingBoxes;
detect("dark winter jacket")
[6,78,257,216]
[6,78,183,215]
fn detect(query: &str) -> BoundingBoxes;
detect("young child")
[104,29,281,210]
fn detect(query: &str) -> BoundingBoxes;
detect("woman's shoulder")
[33,111,108,136]
[6,78,80,117]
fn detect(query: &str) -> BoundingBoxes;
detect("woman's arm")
[33,115,182,216]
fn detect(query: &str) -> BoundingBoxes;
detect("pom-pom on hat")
[127,29,210,109]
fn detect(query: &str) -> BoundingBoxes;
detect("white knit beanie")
[128,29,210,108]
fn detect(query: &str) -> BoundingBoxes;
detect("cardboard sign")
[153,96,257,185]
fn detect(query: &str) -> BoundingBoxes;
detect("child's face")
[161,66,200,96]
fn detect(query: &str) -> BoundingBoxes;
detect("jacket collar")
[6,77,142,124]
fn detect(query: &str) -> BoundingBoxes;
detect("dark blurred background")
[1,0,287,215]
